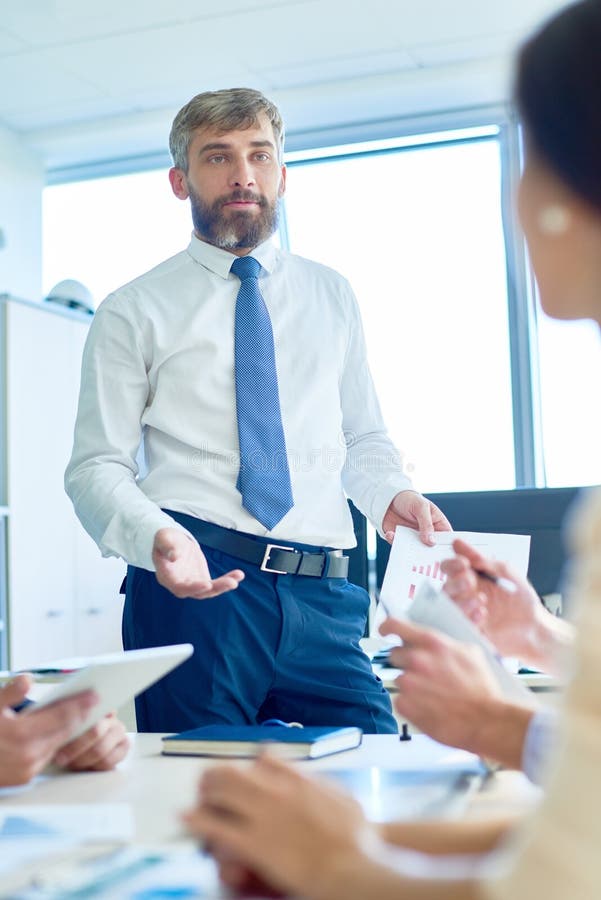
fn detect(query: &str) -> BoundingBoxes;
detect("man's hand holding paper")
[382,491,452,546]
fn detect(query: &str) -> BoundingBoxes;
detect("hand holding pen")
[472,569,517,594]
[440,538,559,666]
[441,538,574,676]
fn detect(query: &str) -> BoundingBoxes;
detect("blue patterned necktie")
[231,255,294,529]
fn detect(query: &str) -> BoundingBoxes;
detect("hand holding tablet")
[21,644,194,738]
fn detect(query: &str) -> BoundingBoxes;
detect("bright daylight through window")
[284,131,514,493]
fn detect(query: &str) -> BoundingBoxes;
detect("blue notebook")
[161,724,363,759]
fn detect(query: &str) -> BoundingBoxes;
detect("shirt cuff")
[521,706,558,784]
[102,509,195,572]
[370,477,415,536]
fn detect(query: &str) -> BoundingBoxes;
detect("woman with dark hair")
[183,2,601,897]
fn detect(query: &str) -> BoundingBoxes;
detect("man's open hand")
[152,528,244,599]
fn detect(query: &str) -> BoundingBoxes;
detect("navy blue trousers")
[122,514,397,734]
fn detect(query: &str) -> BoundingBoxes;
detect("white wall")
[0,126,44,665]
[0,128,125,668]
[0,124,44,300]
[4,299,125,668]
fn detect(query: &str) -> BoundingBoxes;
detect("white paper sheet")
[380,527,531,619]
[0,842,219,898]
[0,803,134,842]
[0,804,135,880]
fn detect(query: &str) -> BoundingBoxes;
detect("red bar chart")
[408,560,446,602]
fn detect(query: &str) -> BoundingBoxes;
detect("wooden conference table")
[0,733,540,897]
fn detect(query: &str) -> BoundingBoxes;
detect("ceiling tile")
[262,49,416,90]
[411,32,520,67]
[0,51,104,116]
[1,0,313,46]
[2,96,138,133]
[33,22,258,96]
[378,0,565,45]
[237,1,406,68]
[0,28,27,55]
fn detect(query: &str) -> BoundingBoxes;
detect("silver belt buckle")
[260,543,296,574]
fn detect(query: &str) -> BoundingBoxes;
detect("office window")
[535,309,601,487]
[43,168,191,305]
[284,132,515,493]
[43,165,285,306]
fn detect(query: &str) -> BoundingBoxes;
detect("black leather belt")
[170,515,349,579]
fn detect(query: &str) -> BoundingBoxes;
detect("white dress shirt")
[65,235,411,571]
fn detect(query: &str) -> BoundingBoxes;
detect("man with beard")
[66,88,450,734]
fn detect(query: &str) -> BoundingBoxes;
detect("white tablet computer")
[21,644,193,738]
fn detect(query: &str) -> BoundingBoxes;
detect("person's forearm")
[312,842,483,900]
[66,458,183,571]
[342,441,412,535]
[522,612,574,676]
[378,817,515,856]
[461,698,535,770]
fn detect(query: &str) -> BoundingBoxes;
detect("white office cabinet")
[74,526,124,658]
[2,298,125,668]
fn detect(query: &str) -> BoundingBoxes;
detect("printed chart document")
[0,803,134,881]
[379,528,532,702]
[380,527,531,619]
[0,843,220,899]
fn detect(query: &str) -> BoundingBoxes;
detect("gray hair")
[169,87,285,172]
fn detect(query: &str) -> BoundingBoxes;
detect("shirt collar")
[186,233,279,279]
